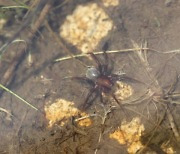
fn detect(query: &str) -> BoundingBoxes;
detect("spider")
[72,51,140,110]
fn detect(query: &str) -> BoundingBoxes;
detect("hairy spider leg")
[102,51,109,75]
[103,50,116,76]
[70,76,99,109]
[111,94,128,117]
[102,51,114,76]
[83,86,99,110]
[70,77,95,86]
[89,52,113,76]
[88,53,103,74]
[110,73,144,84]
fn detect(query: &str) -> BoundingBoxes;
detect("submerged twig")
[166,106,180,141]
[0,0,47,55]
[55,48,150,62]
[0,107,13,117]
[55,46,180,62]
[94,105,115,154]
[0,0,53,95]
[130,40,180,144]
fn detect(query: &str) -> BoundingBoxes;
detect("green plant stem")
[0,83,38,111]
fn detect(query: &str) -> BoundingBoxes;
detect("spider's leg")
[111,94,127,117]
[101,51,114,75]
[102,51,109,73]
[111,74,144,85]
[82,87,99,110]
[88,53,103,73]
[67,76,95,86]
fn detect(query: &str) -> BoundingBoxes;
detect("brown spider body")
[72,52,139,109]
[95,76,113,93]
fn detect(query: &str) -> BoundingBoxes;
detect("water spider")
[71,51,140,110]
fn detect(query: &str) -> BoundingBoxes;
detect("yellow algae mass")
[45,99,78,127]
[45,99,92,127]
[113,81,133,101]
[109,117,144,154]
[161,142,175,154]
[101,0,119,7]
[60,3,113,53]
